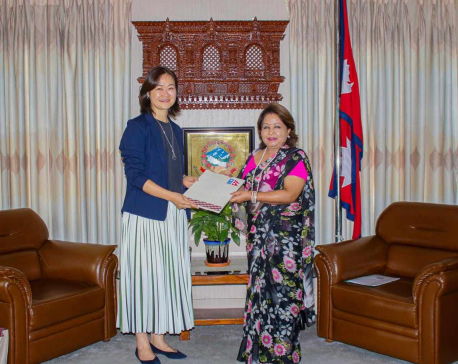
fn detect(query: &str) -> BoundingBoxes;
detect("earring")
[287,135,290,139]
[146,94,150,99]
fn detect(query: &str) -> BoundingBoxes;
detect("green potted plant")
[188,204,241,267]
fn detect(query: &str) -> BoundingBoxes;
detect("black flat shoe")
[135,348,161,364]
[150,343,187,359]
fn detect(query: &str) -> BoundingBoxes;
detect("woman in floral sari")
[231,103,315,364]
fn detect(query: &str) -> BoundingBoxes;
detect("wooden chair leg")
[179,330,190,341]
[325,339,334,343]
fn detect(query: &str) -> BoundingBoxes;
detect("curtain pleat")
[287,0,458,244]
[1,0,457,247]
[0,0,132,245]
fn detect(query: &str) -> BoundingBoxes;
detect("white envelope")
[346,274,400,287]
[184,170,245,213]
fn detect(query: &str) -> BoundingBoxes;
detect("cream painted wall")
[131,0,291,308]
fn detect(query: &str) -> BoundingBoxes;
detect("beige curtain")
[0,0,132,245]
[287,0,458,245]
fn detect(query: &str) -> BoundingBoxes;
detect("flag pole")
[334,0,342,243]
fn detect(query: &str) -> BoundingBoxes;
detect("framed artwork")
[183,127,255,177]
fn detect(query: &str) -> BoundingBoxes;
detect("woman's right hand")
[230,190,251,203]
[170,193,199,210]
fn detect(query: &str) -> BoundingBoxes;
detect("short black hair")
[139,66,180,117]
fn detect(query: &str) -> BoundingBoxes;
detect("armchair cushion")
[0,209,48,254]
[39,240,116,286]
[376,202,458,251]
[386,244,458,278]
[332,278,417,328]
[316,235,388,284]
[0,251,42,281]
[30,280,105,331]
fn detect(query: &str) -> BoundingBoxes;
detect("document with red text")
[184,170,244,213]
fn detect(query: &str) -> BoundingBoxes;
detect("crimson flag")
[329,0,363,239]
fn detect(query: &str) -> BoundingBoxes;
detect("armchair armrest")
[0,266,31,306]
[39,240,117,287]
[0,267,32,364]
[413,257,458,303]
[316,235,388,284]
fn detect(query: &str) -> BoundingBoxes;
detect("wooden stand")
[179,259,249,341]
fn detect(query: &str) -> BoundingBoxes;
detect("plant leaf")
[231,231,241,246]
[194,228,203,247]
[189,204,241,243]
[218,228,229,243]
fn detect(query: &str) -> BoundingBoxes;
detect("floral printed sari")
[234,145,316,364]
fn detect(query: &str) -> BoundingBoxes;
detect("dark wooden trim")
[132,18,289,109]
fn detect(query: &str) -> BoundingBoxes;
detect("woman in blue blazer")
[118,66,198,364]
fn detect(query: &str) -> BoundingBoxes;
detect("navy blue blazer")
[119,113,189,221]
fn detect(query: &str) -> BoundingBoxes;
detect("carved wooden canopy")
[132,18,289,109]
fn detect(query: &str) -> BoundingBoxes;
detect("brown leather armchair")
[0,208,118,364]
[315,202,458,364]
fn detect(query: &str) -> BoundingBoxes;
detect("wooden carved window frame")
[132,18,289,110]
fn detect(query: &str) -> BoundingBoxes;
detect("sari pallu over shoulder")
[234,145,316,364]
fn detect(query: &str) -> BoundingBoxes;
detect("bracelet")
[251,191,258,204]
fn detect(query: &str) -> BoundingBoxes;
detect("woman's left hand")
[230,190,251,203]
[183,175,198,189]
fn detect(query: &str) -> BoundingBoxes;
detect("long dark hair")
[257,103,299,149]
[139,66,180,117]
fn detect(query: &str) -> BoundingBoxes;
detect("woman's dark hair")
[256,103,298,149]
[139,66,180,117]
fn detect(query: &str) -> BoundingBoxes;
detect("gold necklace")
[155,119,177,160]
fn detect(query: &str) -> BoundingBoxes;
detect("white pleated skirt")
[117,204,194,334]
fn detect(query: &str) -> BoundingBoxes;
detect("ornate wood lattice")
[132,18,289,110]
